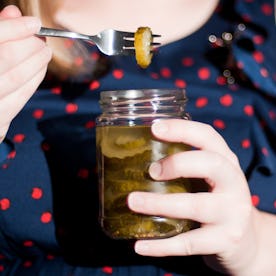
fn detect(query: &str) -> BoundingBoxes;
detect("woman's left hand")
[127,119,259,275]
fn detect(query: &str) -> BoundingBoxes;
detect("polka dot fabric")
[0,0,276,275]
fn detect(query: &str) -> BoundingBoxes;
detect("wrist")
[235,209,276,276]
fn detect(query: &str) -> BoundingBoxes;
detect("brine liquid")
[96,125,192,239]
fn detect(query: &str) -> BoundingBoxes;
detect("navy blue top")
[0,0,276,275]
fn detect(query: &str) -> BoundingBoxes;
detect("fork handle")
[37,27,93,41]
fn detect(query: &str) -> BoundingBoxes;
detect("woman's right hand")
[0,5,52,142]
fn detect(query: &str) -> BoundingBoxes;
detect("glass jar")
[96,89,193,239]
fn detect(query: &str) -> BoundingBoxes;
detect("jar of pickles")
[96,89,193,239]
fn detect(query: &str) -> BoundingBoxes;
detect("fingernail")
[149,162,162,179]
[152,121,168,135]
[128,193,144,210]
[134,242,149,254]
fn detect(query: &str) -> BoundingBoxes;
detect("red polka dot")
[251,195,260,206]
[164,274,173,276]
[32,187,43,200]
[23,240,34,247]
[241,139,251,149]
[13,134,25,143]
[7,150,16,159]
[268,110,276,120]
[150,72,159,79]
[253,51,264,63]
[198,67,211,80]
[0,265,4,272]
[220,94,233,106]
[174,79,186,88]
[32,109,45,119]
[41,212,52,224]
[89,80,100,90]
[51,87,62,95]
[74,57,84,66]
[182,57,194,67]
[243,105,254,116]
[85,120,96,129]
[237,61,244,70]
[113,69,124,79]
[216,76,227,85]
[260,67,269,77]
[195,97,208,108]
[261,3,273,15]
[78,168,89,179]
[0,198,10,211]
[160,67,172,78]
[213,119,225,129]
[91,52,100,60]
[2,164,9,169]
[262,147,269,156]
[46,254,55,260]
[23,260,33,268]
[64,39,74,48]
[41,142,50,152]
[242,14,251,22]
[102,266,113,274]
[253,35,264,45]
[66,103,78,114]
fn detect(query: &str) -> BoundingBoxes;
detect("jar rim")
[99,88,186,103]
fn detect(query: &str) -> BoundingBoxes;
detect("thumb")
[0,5,22,18]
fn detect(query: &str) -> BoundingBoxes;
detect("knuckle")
[208,152,225,171]
[225,226,244,245]
[168,152,186,176]
[202,123,217,137]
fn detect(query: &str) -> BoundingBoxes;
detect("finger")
[128,191,231,223]
[0,44,52,99]
[134,226,225,257]
[0,5,22,18]
[152,119,239,166]
[0,16,41,43]
[0,65,48,127]
[0,36,47,75]
[0,46,51,127]
[0,123,9,143]
[148,150,249,193]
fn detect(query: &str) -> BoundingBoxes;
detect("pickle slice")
[134,27,153,68]
[99,126,152,159]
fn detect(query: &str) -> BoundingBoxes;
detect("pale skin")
[1,1,276,275]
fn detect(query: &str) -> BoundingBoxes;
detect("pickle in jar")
[96,124,193,239]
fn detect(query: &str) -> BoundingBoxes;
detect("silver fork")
[37,27,161,56]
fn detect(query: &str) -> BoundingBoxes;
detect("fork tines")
[123,33,161,48]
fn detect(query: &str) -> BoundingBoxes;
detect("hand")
[128,119,260,275]
[0,5,52,142]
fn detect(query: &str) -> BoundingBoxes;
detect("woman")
[0,0,276,275]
